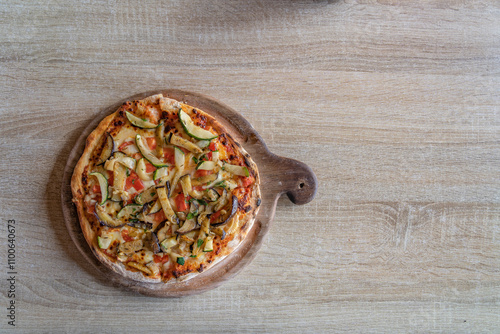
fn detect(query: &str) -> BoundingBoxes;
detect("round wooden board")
[61,90,317,297]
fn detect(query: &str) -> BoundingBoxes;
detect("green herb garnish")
[177,257,185,265]
[197,239,203,247]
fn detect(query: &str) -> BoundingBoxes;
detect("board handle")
[266,154,318,205]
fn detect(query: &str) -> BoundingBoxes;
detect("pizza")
[71,93,260,283]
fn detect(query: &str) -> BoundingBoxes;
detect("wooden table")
[1,0,499,332]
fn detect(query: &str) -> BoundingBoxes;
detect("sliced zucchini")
[203,236,214,252]
[222,162,250,177]
[196,140,211,149]
[174,147,185,171]
[153,167,170,181]
[89,172,109,205]
[211,150,219,162]
[160,236,177,252]
[117,204,142,219]
[135,134,168,168]
[157,185,178,224]
[146,199,162,215]
[97,235,112,249]
[166,133,203,154]
[196,160,216,170]
[125,111,158,129]
[136,158,153,181]
[94,204,125,228]
[134,185,157,205]
[179,110,218,140]
[97,133,115,165]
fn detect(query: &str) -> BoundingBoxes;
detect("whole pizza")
[71,93,260,283]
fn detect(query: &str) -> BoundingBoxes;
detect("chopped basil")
[192,156,199,164]
[186,212,195,220]
[177,257,185,265]
[197,239,203,247]
[126,169,130,176]
[190,255,197,258]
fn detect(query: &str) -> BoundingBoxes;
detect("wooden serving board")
[61,89,317,297]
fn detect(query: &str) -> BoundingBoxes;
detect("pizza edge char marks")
[71,94,261,283]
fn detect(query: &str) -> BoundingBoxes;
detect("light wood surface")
[1,0,499,332]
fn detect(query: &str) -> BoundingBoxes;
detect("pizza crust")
[71,94,260,285]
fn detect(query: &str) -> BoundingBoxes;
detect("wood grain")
[1,0,499,332]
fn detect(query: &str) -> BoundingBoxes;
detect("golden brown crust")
[71,94,260,284]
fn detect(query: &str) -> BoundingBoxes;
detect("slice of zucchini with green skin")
[97,133,115,165]
[203,236,214,252]
[134,185,157,205]
[146,199,162,215]
[196,140,211,149]
[125,111,158,129]
[97,235,113,249]
[196,160,216,170]
[135,134,168,168]
[89,172,109,205]
[160,236,177,252]
[95,203,126,228]
[117,204,143,219]
[222,162,250,177]
[166,133,203,154]
[174,147,185,171]
[179,109,218,140]
[153,167,170,181]
[136,158,153,181]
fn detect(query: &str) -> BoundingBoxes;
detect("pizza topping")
[135,134,168,168]
[125,110,158,129]
[179,109,218,140]
[221,162,250,177]
[95,203,126,228]
[78,94,260,282]
[136,158,154,181]
[211,195,238,227]
[166,132,203,154]
[89,172,109,205]
[96,133,115,165]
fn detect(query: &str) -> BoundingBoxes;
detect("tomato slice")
[240,175,254,188]
[145,161,156,173]
[154,254,170,263]
[210,210,221,223]
[152,210,166,223]
[194,169,212,178]
[175,193,189,212]
[125,170,144,192]
[92,184,101,193]
[106,170,114,186]
[122,230,133,242]
[146,137,157,150]
[209,141,217,151]
[118,141,133,151]
[163,147,175,165]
